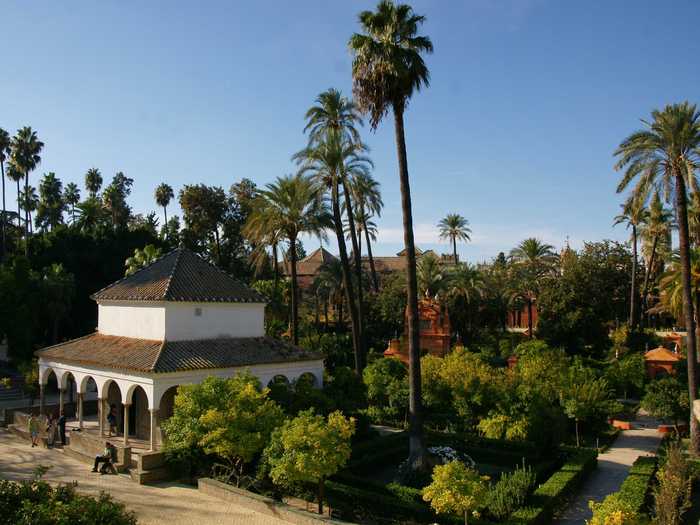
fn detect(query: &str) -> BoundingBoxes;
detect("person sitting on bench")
[92,442,117,474]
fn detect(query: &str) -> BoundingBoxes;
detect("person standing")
[45,413,56,448]
[57,412,66,446]
[107,404,117,437]
[27,414,39,447]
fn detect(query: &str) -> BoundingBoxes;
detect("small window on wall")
[194,307,202,317]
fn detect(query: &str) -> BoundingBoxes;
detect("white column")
[39,384,45,416]
[58,388,64,415]
[123,404,130,447]
[98,398,104,436]
[77,393,84,429]
[149,408,158,451]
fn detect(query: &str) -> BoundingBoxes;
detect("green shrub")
[0,479,136,525]
[509,448,597,525]
[588,493,649,525]
[487,466,536,520]
[617,456,657,513]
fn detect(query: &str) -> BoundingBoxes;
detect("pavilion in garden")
[35,248,323,451]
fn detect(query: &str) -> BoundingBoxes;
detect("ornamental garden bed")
[314,431,593,525]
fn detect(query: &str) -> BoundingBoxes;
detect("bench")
[64,430,131,473]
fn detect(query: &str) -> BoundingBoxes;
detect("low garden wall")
[198,478,349,525]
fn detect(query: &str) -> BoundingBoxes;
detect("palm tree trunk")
[324,298,329,331]
[214,227,222,265]
[289,233,299,345]
[337,296,343,332]
[24,172,29,256]
[641,235,659,327]
[72,204,76,224]
[332,176,362,373]
[453,236,457,264]
[527,297,534,339]
[341,178,366,371]
[393,103,426,468]
[364,219,380,292]
[674,173,700,454]
[629,224,638,328]
[0,161,5,258]
[163,206,168,229]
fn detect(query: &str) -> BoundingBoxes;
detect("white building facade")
[36,248,324,451]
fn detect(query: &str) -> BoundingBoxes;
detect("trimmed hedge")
[615,456,657,514]
[508,448,598,525]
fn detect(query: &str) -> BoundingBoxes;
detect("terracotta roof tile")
[36,333,321,373]
[92,248,266,303]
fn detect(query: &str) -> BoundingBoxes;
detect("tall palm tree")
[613,197,648,329]
[350,0,433,467]
[295,129,371,372]
[0,129,10,257]
[638,191,673,325]
[438,213,471,264]
[351,172,383,292]
[63,183,81,224]
[416,252,445,298]
[509,238,557,338]
[247,174,330,345]
[10,127,44,255]
[449,262,486,335]
[85,168,102,198]
[317,259,346,332]
[76,197,106,233]
[19,185,38,235]
[6,163,23,233]
[298,88,369,372]
[615,102,700,454]
[155,183,174,227]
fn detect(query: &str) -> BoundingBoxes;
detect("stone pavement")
[0,428,291,525]
[553,415,663,524]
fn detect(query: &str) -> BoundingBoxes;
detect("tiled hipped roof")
[91,248,267,303]
[36,333,322,373]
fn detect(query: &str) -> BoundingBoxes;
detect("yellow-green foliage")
[588,493,648,525]
[422,460,489,524]
[265,409,355,487]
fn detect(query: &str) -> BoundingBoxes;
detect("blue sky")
[3,1,699,262]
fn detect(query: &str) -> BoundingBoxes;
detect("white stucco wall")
[97,301,265,341]
[164,303,265,341]
[98,303,166,340]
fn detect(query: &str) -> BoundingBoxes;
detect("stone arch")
[128,385,150,440]
[79,375,99,395]
[40,366,58,386]
[103,380,124,435]
[296,372,317,388]
[268,374,290,387]
[157,385,180,422]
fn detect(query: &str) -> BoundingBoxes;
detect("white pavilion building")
[36,248,324,451]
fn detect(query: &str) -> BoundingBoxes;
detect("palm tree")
[6,163,23,232]
[0,128,10,257]
[416,252,445,298]
[155,183,174,227]
[125,244,163,275]
[10,127,44,255]
[247,174,330,345]
[304,88,363,145]
[350,0,433,467]
[19,186,38,235]
[449,263,485,335]
[615,102,700,454]
[85,168,102,198]
[613,197,648,329]
[438,213,471,263]
[295,129,371,372]
[509,238,557,338]
[351,172,383,292]
[63,183,81,224]
[317,259,346,332]
[76,197,106,233]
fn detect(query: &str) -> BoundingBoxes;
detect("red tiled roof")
[644,346,682,363]
[92,248,266,303]
[36,333,322,373]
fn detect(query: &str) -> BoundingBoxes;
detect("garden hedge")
[508,447,598,525]
[615,456,657,513]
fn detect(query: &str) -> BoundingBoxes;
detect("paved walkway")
[0,428,291,525]
[554,415,663,524]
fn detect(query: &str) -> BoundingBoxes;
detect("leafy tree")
[102,172,133,230]
[615,102,700,453]
[561,370,619,447]
[263,409,355,514]
[652,441,691,525]
[124,244,163,276]
[42,263,75,344]
[10,126,44,255]
[438,213,471,263]
[605,353,645,399]
[350,0,433,468]
[84,167,103,198]
[197,374,284,486]
[641,377,689,434]
[179,184,228,262]
[486,465,535,521]
[62,182,80,224]
[363,358,408,423]
[422,460,489,525]
[154,183,174,229]
[0,128,10,256]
